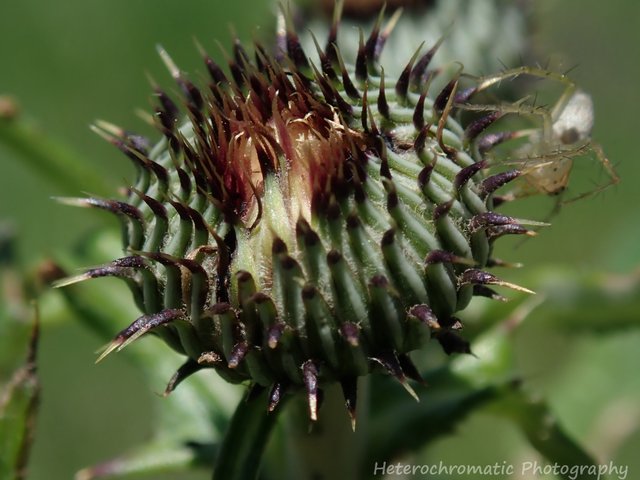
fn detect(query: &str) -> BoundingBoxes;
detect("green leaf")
[363,371,503,476]
[488,389,597,480]
[364,313,597,480]
[74,442,215,480]
[455,312,598,479]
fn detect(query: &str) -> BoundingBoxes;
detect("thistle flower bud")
[58,3,548,425]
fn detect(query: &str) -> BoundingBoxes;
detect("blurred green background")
[1,0,639,479]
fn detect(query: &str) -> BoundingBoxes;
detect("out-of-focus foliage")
[0,231,40,480]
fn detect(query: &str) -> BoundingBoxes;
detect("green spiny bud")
[56,2,606,427]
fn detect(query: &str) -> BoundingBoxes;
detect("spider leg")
[472,66,577,105]
[462,66,580,144]
[559,142,620,204]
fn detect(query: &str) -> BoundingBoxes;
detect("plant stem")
[1,115,112,196]
[280,381,368,480]
[213,388,284,480]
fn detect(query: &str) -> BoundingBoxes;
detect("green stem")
[213,388,283,480]
[1,116,112,196]
[281,383,365,480]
